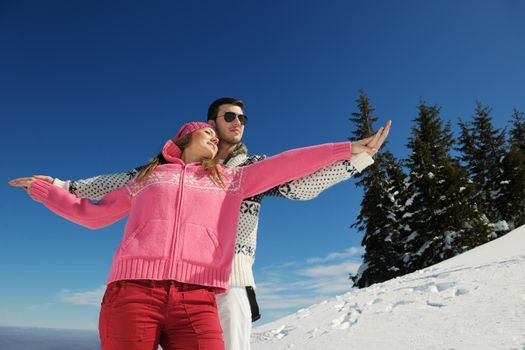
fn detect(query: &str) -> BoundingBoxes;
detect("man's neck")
[217,142,238,160]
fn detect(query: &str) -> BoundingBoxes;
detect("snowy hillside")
[252,225,525,350]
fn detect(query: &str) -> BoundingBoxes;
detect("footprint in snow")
[296,308,311,319]
[366,298,383,306]
[441,287,469,298]
[393,300,414,308]
[434,281,456,292]
[426,301,445,308]
[380,301,414,313]
[405,281,456,294]
[334,301,357,312]
[331,308,360,329]
[307,327,319,339]
[455,288,469,296]
[263,324,295,340]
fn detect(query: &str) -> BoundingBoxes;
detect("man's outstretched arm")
[267,152,374,200]
[53,168,141,200]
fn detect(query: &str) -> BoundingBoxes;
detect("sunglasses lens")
[222,112,248,125]
[223,112,236,122]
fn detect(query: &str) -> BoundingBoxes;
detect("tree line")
[349,90,525,288]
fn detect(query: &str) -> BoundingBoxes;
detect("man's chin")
[221,136,243,145]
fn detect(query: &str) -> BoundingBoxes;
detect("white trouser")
[216,287,252,350]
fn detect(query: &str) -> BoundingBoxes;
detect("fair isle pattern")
[225,153,269,263]
[235,200,260,257]
[184,166,243,193]
[276,160,358,200]
[126,172,182,196]
[69,168,140,200]
[226,155,362,287]
[66,144,364,288]
[230,154,268,205]
[125,166,245,196]
[224,153,249,167]
[240,200,260,216]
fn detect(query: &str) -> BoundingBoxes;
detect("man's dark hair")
[207,97,244,121]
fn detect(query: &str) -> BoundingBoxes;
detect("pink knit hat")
[162,121,215,162]
[174,122,213,140]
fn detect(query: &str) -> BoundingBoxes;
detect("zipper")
[166,164,186,279]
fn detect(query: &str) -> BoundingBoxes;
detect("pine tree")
[349,90,407,288]
[457,118,476,171]
[494,109,525,230]
[352,152,408,287]
[403,101,490,272]
[509,108,525,152]
[348,89,378,150]
[457,102,507,232]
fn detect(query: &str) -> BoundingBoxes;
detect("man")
[13,97,389,349]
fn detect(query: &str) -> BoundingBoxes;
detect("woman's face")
[185,127,219,161]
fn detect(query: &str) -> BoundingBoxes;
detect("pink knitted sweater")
[30,142,351,291]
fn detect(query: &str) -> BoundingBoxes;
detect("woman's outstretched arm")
[11,178,131,229]
[241,121,391,198]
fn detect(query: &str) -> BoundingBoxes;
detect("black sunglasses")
[218,111,248,125]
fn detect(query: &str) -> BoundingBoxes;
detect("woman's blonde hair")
[135,133,224,187]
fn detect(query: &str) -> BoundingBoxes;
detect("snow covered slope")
[252,225,525,350]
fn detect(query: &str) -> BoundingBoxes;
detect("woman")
[10,120,390,350]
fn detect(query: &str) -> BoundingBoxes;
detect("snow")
[402,211,414,218]
[405,192,418,206]
[490,220,510,233]
[404,231,418,242]
[252,225,525,350]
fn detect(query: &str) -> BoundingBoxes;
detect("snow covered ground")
[252,225,525,350]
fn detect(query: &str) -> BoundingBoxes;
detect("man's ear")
[208,119,216,128]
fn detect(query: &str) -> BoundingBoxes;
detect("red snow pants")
[99,280,224,350]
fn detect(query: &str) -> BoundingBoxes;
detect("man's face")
[209,104,245,145]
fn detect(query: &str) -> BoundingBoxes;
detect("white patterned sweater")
[53,147,373,288]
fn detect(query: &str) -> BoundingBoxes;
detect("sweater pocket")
[118,219,170,258]
[180,223,223,266]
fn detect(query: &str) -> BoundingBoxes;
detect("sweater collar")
[162,139,183,163]
[223,143,248,166]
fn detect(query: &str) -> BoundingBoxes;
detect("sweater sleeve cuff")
[52,177,70,190]
[350,152,375,173]
[332,142,352,161]
[29,179,54,202]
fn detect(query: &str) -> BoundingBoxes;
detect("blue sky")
[1,0,524,329]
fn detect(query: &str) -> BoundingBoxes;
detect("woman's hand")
[351,120,391,157]
[9,175,54,201]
